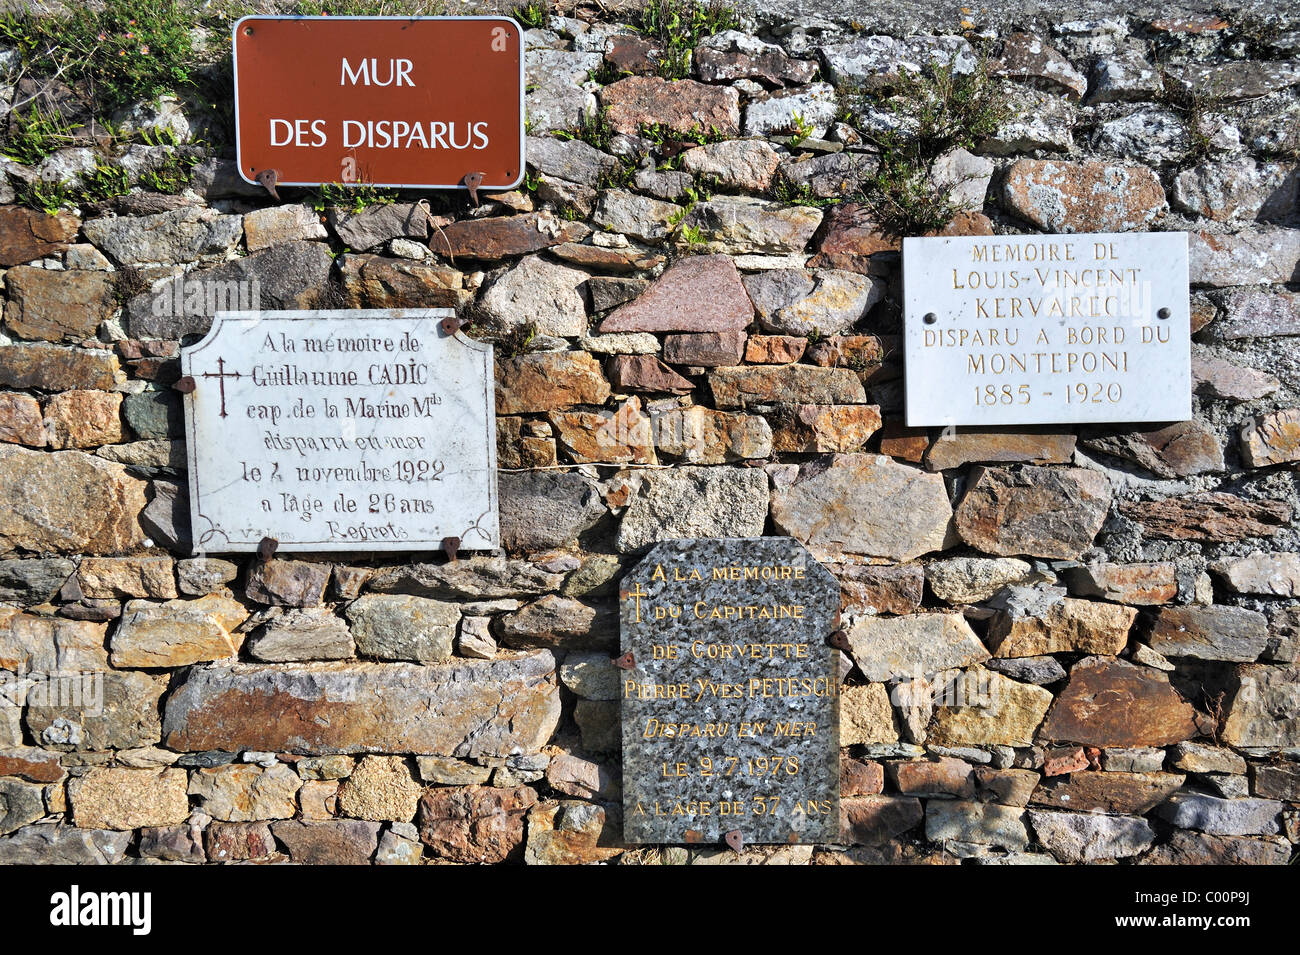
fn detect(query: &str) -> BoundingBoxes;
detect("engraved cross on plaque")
[623,582,648,623]
[202,357,242,418]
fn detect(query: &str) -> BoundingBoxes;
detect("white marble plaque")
[903,232,1191,426]
[181,309,498,552]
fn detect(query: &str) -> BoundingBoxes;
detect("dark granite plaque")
[621,537,841,845]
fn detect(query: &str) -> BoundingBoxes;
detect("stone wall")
[0,1,1298,865]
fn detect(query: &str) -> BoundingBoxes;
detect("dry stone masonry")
[0,0,1298,865]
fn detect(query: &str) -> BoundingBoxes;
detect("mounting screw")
[923,312,937,325]
[257,537,278,563]
[1157,307,1171,319]
[173,376,197,394]
[724,830,745,853]
[442,536,461,563]
[611,651,636,670]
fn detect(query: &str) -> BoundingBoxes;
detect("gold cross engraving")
[623,582,648,623]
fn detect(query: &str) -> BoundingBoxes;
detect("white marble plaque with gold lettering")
[181,309,498,552]
[903,232,1191,426]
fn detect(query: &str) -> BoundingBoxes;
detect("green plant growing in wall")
[3,105,83,165]
[845,58,1009,235]
[555,107,616,152]
[633,0,739,80]
[18,178,71,215]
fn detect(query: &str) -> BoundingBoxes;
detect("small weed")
[18,178,71,215]
[510,2,548,29]
[588,60,631,86]
[678,223,705,247]
[555,107,616,152]
[633,0,739,79]
[78,160,132,203]
[787,111,815,146]
[1155,62,1221,165]
[806,328,825,345]
[639,121,725,148]
[845,58,1009,235]
[309,182,399,214]
[772,178,835,208]
[139,149,202,193]
[4,105,83,165]
[597,159,638,191]
[500,321,538,357]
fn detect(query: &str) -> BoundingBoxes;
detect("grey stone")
[1212,289,1300,339]
[847,613,989,683]
[140,480,190,551]
[176,558,238,597]
[742,268,884,336]
[526,85,597,135]
[1147,605,1269,663]
[1102,747,1165,773]
[776,151,874,199]
[924,800,1028,851]
[26,670,167,752]
[1169,742,1246,775]
[126,242,334,339]
[345,595,460,664]
[1139,830,1292,865]
[1088,50,1163,104]
[981,86,1075,154]
[930,148,994,212]
[163,654,562,757]
[819,34,976,89]
[477,254,589,338]
[1172,160,1298,223]
[457,616,497,660]
[1211,552,1300,597]
[366,557,565,599]
[1028,810,1154,862]
[1093,107,1189,164]
[83,207,242,266]
[500,471,605,553]
[743,83,838,137]
[559,651,620,700]
[1166,61,1300,102]
[526,135,620,187]
[497,596,609,653]
[0,778,45,835]
[0,823,130,864]
[1189,226,1300,287]
[592,189,684,245]
[769,454,952,562]
[1156,791,1282,836]
[985,656,1067,685]
[925,557,1037,604]
[0,558,75,604]
[680,140,784,193]
[123,390,181,440]
[621,537,840,844]
[246,609,355,662]
[416,756,492,786]
[1222,666,1300,748]
[681,197,822,255]
[329,203,428,251]
[615,467,769,552]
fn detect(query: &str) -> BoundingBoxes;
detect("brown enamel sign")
[233,16,523,190]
